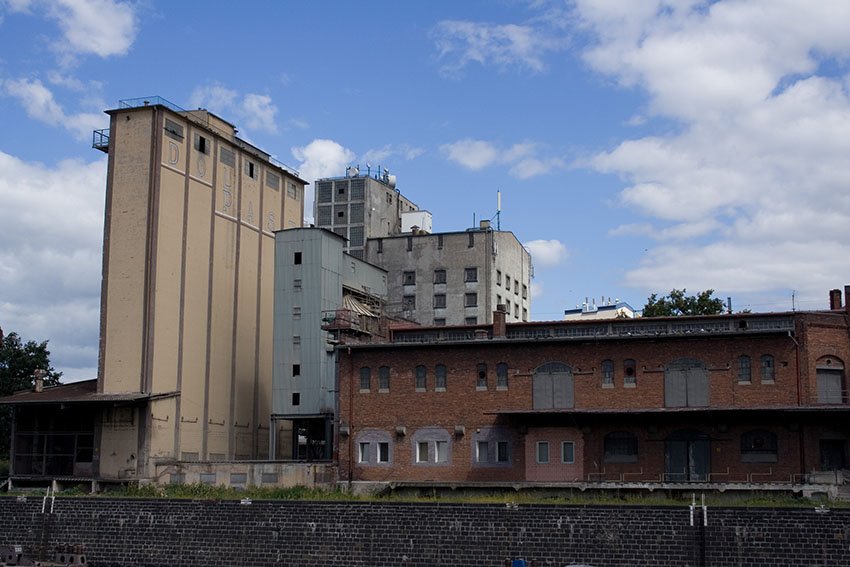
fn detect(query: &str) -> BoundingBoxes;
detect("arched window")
[533,362,573,409]
[760,355,775,383]
[740,430,778,463]
[738,355,752,383]
[359,367,371,391]
[601,359,614,387]
[496,362,508,389]
[624,359,637,386]
[415,365,427,391]
[476,363,487,389]
[604,431,638,463]
[435,364,447,391]
[816,356,845,404]
[378,366,390,391]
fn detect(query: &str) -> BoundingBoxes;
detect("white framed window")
[416,441,429,463]
[377,442,390,463]
[358,442,370,463]
[496,441,509,463]
[536,441,550,464]
[562,441,575,464]
[476,440,489,463]
[435,441,448,463]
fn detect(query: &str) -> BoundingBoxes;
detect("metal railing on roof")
[113,96,300,177]
[92,129,109,152]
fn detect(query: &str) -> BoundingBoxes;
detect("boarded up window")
[219,147,235,167]
[164,119,184,140]
[317,182,333,203]
[664,359,708,407]
[533,362,573,409]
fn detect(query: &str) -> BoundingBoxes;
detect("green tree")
[641,289,726,317]
[0,329,62,459]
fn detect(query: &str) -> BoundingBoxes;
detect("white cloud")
[432,19,566,77]
[0,151,106,381]
[362,144,424,164]
[44,0,137,59]
[574,0,850,302]
[291,139,356,221]
[190,84,279,134]
[1,77,106,139]
[524,239,568,268]
[442,138,564,178]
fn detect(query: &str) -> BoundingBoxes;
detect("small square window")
[292,306,301,319]
[292,335,301,345]
[465,293,478,307]
[434,269,446,284]
[465,316,477,325]
[402,295,416,311]
[434,318,446,326]
[465,267,478,282]
[537,441,550,464]
[337,211,344,218]
[293,278,302,289]
[194,134,208,155]
[562,441,575,464]
[403,271,416,285]
[434,294,446,309]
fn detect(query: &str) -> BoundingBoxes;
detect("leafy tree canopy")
[641,289,726,318]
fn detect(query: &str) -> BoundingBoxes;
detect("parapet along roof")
[0,379,178,405]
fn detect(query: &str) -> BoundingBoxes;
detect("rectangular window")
[219,146,235,167]
[376,239,383,253]
[465,267,478,282]
[514,280,519,295]
[496,270,502,286]
[522,284,528,299]
[497,441,509,463]
[287,182,298,199]
[403,271,416,285]
[514,304,519,318]
[164,119,184,140]
[465,316,477,325]
[476,440,489,463]
[437,234,443,249]
[738,356,752,383]
[194,134,208,154]
[292,335,301,345]
[359,442,370,463]
[293,278,302,289]
[434,318,446,326]
[417,441,429,463]
[496,362,508,389]
[497,295,503,306]
[505,277,511,291]
[377,442,389,463]
[468,232,474,247]
[292,306,301,319]
[379,366,390,390]
[294,252,302,264]
[266,171,280,190]
[291,393,300,406]
[435,364,447,390]
[761,355,775,382]
[562,441,575,464]
[246,161,255,178]
[465,293,478,307]
[435,441,448,463]
[407,236,413,251]
[292,364,300,377]
[477,363,487,389]
[522,308,528,322]
[359,367,371,391]
[434,269,446,284]
[415,365,427,391]
[402,295,416,311]
[433,294,446,309]
[537,441,550,464]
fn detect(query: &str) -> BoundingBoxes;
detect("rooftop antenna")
[497,190,501,231]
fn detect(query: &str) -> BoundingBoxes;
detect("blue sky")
[1,0,849,381]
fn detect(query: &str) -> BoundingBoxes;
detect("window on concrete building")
[465,267,478,282]
[403,271,416,285]
[416,441,429,463]
[294,251,302,264]
[436,364,447,391]
[377,442,390,463]
[477,363,487,389]
[359,442,370,463]
[165,119,184,140]
[514,304,519,318]
[359,367,371,391]
[433,294,446,309]
[476,440,489,463]
[496,441,509,463]
[292,364,300,377]
[415,365,427,391]
[505,277,511,291]
[292,306,301,319]
[536,441,550,464]
[402,295,415,311]
[562,441,575,464]
[497,294,502,306]
[293,278,302,289]
[437,234,443,249]
[287,182,299,199]
[522,284,528,299]
[407,236,413,251]
[760,355,775,383]
[602,359,614,387]
[434,318,446,326]
[266,171,280,190]
[604,431,638,463]
[468,232,474,247]
[434,269,447,284]
[291,393,300,406]
[496,362,508,389]
[465,292,478,307]
[624,359,637,386]
[514,280,519,295]
[465,316,477,325]
[292,335,301,345]
[246,161,255,178]
[522,308,528,322]
[738,355,752,383]
[194,134,209,155]
[740,430,778,463]
[379,366,390,391]
[496,270,502,286]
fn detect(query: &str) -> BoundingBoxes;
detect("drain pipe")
[788,329,806,475]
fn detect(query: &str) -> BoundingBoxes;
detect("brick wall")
[1,498,848,566]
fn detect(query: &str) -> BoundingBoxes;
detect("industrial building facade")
[337,294,850,491]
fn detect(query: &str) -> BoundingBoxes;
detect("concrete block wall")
[1,498,849,566]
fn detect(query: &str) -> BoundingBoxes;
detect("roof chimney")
[33,368,45,393]
[493,305,507,338]
[829,289,843,310]
[845,285,850,315]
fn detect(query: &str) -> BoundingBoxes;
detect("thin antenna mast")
[497,190,501,230]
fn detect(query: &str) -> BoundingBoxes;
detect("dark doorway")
[820,439,847,471]
[532,362,574,409]
[665,430,710,481]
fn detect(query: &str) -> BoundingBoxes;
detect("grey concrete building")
[271,228,387,459]
[365,223,532,326]
[314,170,419,260]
